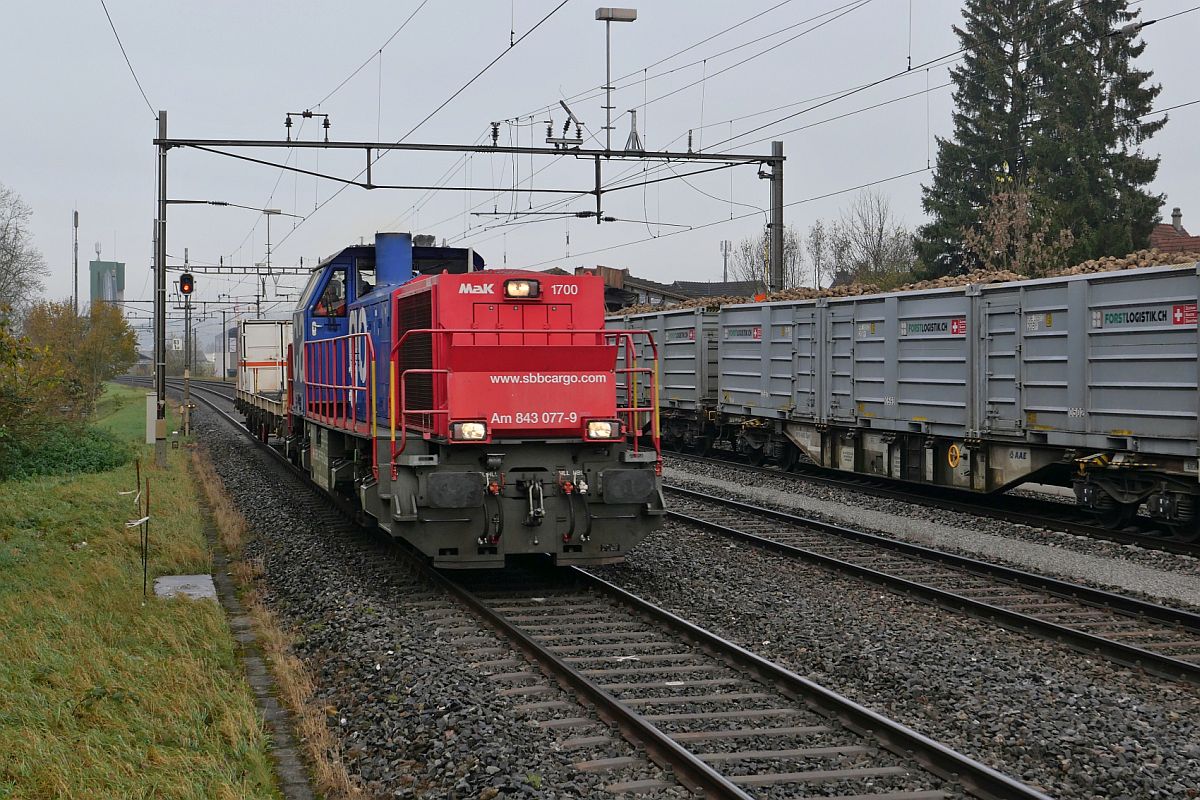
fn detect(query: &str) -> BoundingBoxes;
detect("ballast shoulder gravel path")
[664,466,1200,609]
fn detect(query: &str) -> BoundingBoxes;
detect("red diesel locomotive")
[237,232,664,568]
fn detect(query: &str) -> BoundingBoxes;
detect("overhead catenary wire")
[243,0,1183,268]
[479,0,1172,234]
[271,0,571,253]
[311,0,431,109]
[503,95,1199,269]
[516,0,863,121]
[399,0,571,143]
[220,0,431,261]
[628,0,874,123]
[98,0,155,116]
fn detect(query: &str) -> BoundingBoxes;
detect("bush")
[0,423,129,481]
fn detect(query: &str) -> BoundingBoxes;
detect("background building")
[89,259,125,305]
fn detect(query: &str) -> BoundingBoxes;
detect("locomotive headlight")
[450,421,488,441]
[585,419,621,440]
[504,279,540,299]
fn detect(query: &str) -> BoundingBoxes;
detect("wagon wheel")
[747,446,769,467]
[691,435,714,457]
[778,446,799,472]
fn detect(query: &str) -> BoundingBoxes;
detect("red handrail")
[303,332,378,479]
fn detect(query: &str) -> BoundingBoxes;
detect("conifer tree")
[1031,0,1163,261]
[917,0,1164,275]
[917,0,1066,275]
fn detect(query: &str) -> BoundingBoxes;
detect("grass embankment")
[192,451,359,799]
[0,384,278,800]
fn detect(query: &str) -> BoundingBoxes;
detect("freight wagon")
[235,318,292,441]
[612,263,1200,535]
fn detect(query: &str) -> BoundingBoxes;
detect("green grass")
[92,382,157,442]
[0,383,279,799]
[0,384,157,481]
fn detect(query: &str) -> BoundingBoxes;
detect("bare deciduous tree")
[827,189,917,286]
[729,224,806,291]
[805,220,834,290]
[0,184,47,313]
[962,184,1074,277]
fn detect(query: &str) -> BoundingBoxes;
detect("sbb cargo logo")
[724,326,762,340]
[458,283,495,294]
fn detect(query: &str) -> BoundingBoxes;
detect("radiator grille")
[396,292,433,429]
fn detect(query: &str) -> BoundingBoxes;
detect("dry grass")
[192,448,362,800]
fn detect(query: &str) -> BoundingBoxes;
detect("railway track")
[666,451,1200,557]
[452,568,1047,799]
[160,379,1051,799]
[665,486,1200,684]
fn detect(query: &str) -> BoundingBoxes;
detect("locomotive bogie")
[302,419,663,568]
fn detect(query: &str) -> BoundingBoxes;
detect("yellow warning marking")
[948,443,961,469]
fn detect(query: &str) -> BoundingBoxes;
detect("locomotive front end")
[386,269,664,568]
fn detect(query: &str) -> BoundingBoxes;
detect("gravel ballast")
[195,407,689,799]
[664,459,1200,608]
[593,521,1200,799]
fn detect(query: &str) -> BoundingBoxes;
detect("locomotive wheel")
[1097,501,1139,529]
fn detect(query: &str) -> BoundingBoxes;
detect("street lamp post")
[595,8,637,153]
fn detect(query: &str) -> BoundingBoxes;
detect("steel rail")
[427,572,756,799]
[573,568,1053,800]
[666,485,1200,684]
[668,451,1199,557]
[167,378,1049,799]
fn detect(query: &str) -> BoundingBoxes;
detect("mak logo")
[458,283,495,294]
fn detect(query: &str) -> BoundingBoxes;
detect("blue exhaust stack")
[375,232,414,287]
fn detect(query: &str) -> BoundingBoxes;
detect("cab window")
[299,268,323,307]
[314,268,347,317]
[356,260,376,300]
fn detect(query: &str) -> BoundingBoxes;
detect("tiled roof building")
[1149,207,1200,253]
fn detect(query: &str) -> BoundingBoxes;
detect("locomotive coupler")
[521,479,545,527]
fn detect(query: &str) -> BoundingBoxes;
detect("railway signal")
[179,272,195,295]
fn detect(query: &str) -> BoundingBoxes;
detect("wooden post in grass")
[142,478,150,599]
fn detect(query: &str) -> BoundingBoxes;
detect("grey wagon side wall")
[604,264,1200,494]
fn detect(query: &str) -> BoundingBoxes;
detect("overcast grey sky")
[3,1,1197,346]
